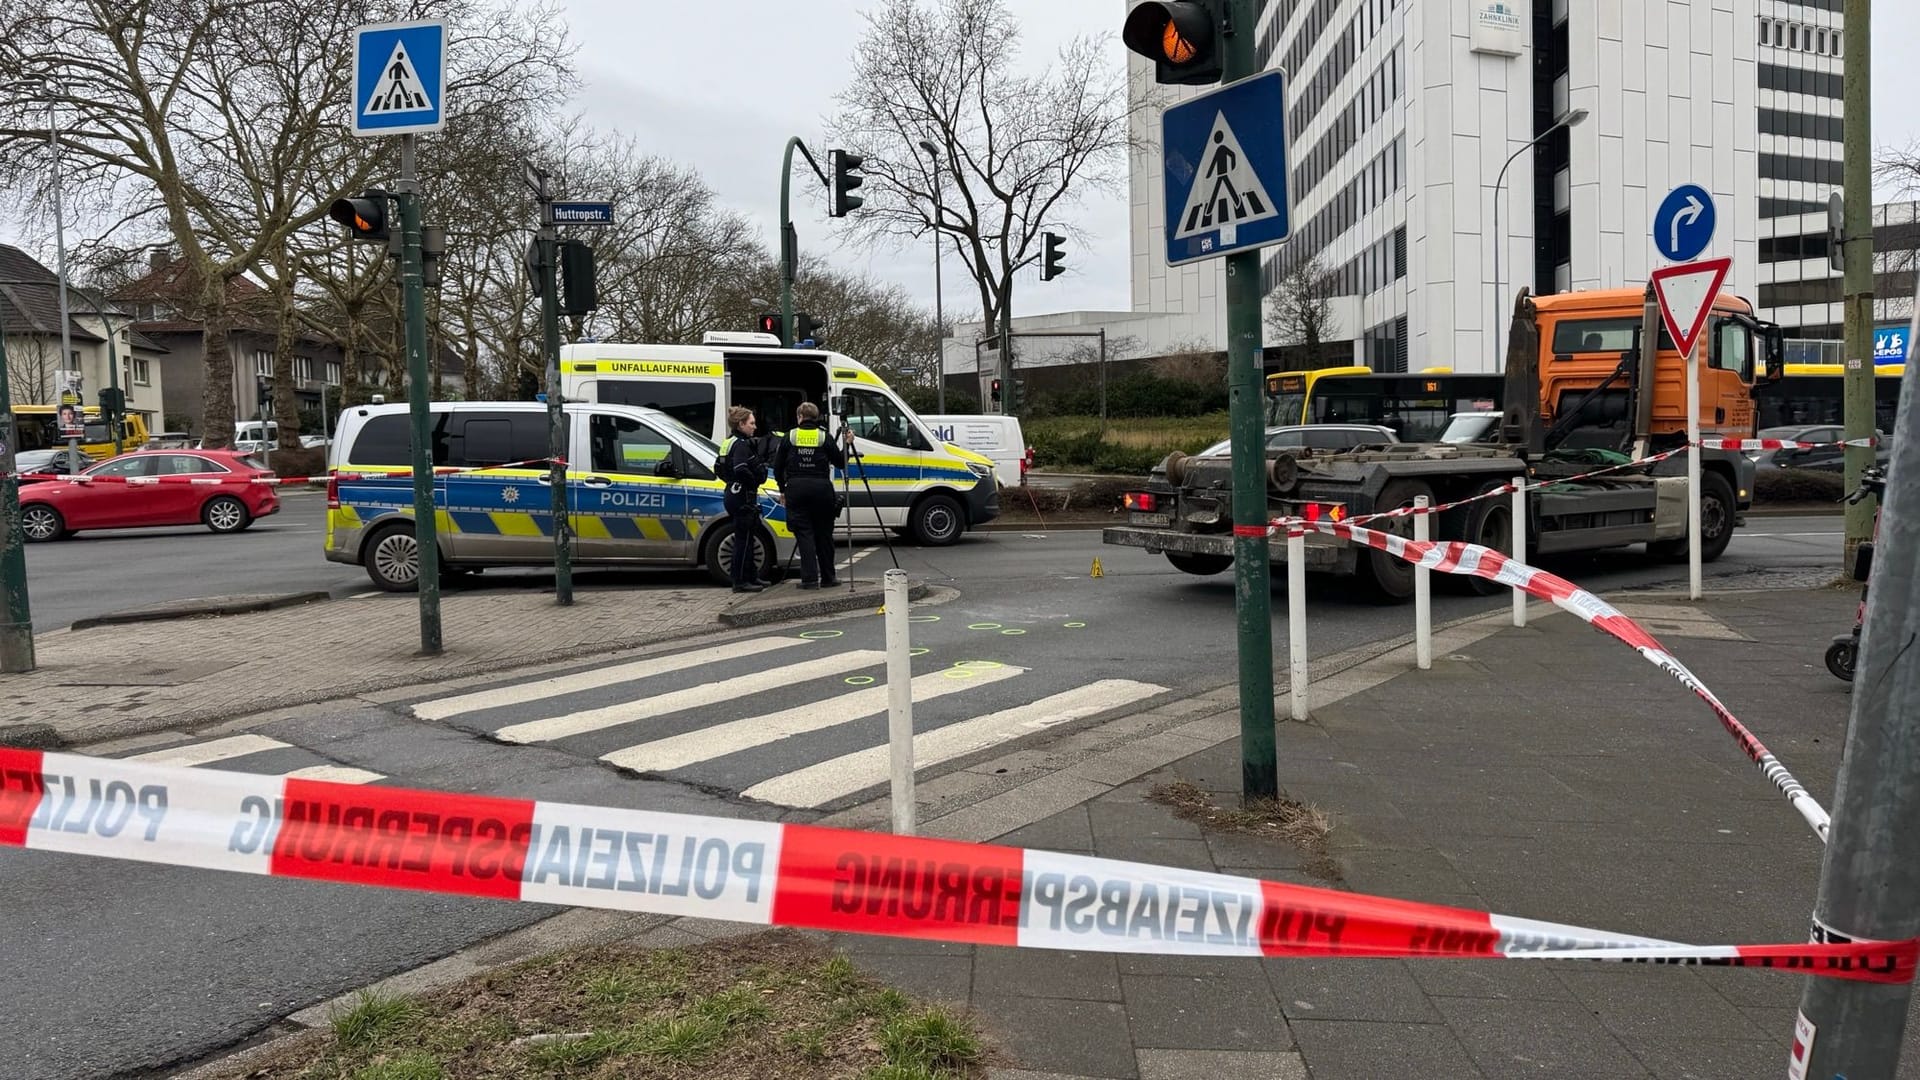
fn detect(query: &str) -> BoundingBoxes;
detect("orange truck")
[1104,285,1785,599]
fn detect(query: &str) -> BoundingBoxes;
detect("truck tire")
[1166,552,1232,575]
[1459,481,1517,596]
[1647,472,1736,564]
[909,494,965,546]
[1360,478,1434,601]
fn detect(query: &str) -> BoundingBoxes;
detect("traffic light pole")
[1839,0,1874,567]
[539,219,573,606]
[779,138,829,349]
[1222,0,1278,802]
[0,314,35,672]
[396,135,442,654]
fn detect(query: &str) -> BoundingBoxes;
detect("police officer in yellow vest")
[773,401,853,589]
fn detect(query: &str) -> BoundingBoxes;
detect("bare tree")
[0,0,572,446]
[827,0,1132,357]
[1264,254,1339,369]
[4,336,61,406]
[1873,146,1920,321]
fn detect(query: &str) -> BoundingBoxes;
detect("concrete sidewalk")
[0,576,900,748]
[817,584,1918,1079]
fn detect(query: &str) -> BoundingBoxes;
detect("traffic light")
[830,149,865,218]
[795,313,825,345]
[990,378,1003,408]
[1041,231,1066,282]
[328,189,390,242]
[758,313,781,335]
[1122,1,1225,86]
[96,387,124,418]
[558,239,597,316]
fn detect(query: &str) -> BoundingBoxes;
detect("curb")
[0,723,66,750]
[69,591,332,631]
[1746,504,1842,517]
[717,579,931,628]
[979,519,1113,532]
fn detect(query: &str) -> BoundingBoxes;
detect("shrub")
[1755,468,1844,503]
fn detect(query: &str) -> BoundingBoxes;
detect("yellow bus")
[11,406,149,459]
[1753,363,1904,431]
[1264,366,1371,424]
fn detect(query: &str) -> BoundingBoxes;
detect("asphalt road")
[21,491,364,631]
[0,510,1847,1079]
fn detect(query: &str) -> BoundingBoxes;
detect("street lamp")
[1492,107,1588,367]
[919,138,946,412]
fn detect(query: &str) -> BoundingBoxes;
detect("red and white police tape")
[0,747,1908,981]
[1276,518,1834,842]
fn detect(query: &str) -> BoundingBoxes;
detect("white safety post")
[1413,496,1432,670]
[1686,337,1703,599]
[1287,523,1309,720]
[1511,477,1528,628]
[883,569,915,834]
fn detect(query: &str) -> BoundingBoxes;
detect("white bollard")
[883,569,915,834]
[1413,495,1432,670]
[1511,477,1528,628]
[1287,524,1309,720]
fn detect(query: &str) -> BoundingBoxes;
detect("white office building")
[1128,0,1765,371]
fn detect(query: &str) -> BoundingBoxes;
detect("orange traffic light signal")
[1123,2,1223,86]
[328,190,389,243]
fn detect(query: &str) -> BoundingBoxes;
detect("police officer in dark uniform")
[774,401,853,589]
[718,405,772,592]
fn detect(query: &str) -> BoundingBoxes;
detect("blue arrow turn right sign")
[1653,184,1716,262]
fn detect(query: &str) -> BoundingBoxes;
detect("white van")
[560,332,1002,545]
[234,420,280,452]
[922,415,1027,487]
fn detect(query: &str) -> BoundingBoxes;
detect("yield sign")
[1650,257,1732,359]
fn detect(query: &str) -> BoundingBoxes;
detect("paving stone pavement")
[7,585,732,745]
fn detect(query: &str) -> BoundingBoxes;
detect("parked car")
[14,448,96,477]
[145,431,196,450]
[1194,424,1401,457]
[16,449,279,542]
[921,414,1027,487]
[299,434,332,450]
[1752,424,1889,472]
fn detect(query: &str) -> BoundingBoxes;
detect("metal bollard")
[1287,524,1309,720]
[883,569,915,834]
[1512,477,1528,628]
[1413,495,1431,670]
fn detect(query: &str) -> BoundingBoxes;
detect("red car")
[18,449,280,542]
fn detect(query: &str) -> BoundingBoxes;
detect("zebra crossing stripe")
[282,766,384,785]
[742,679,1164,807]
[601,663,1026,775]
[129,734,290,768]
[413,636,812,720]
[492,651,889,745]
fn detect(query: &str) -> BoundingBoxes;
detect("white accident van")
[921,415,1027,487]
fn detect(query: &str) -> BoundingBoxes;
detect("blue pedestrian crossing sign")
[352,20,446,137]
[1161,71,1291,266]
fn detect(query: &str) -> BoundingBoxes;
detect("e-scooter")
[1825,465,1888,682]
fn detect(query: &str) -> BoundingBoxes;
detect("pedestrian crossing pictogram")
[364,41,435,115]
[1173,112,1279,244]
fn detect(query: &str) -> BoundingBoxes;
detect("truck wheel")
[1459,482,1517,596]
[1166,552,1232,575]
[909,494,965,546]
[1648,472,1736,564]
[1360,479,1434,602]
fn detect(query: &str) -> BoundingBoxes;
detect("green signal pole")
[779,138,829,348]
[1222,0,1278,802]
[397,136,441,654]
[1839,0,1874,566]
[0,311,35,672]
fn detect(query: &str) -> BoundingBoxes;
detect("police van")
[324,400,794,591]
[560,332,999,545]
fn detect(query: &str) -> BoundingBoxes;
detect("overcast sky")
[6,0,1918,323]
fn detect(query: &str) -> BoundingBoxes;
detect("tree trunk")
[198,271,236,449]
[271,273,302,441]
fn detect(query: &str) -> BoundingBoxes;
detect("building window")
[1757,18,1767,45]
[1773,22,1783,46]
[325,359,342,385]
[1831,32,1840,56]
[253,350,273,377]
[129,357,151,385]
[294,356,314,381]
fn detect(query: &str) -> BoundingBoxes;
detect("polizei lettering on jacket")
[519,822,768,902]
[1024,870,1258,947]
